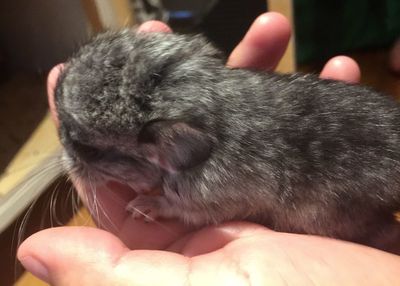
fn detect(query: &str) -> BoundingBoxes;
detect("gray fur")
[55,30,400,253]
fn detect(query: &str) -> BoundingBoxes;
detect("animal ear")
[138,120,214,173]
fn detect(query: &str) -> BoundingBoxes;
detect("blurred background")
[0,1,399,285]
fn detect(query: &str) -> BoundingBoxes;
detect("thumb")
[17,227,188,286]
[17,227,128,285]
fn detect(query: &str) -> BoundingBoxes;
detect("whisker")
[12,195,40,280]
[48,178,66,227]
[88,174,101,227]
[0,152,64,179]
[127,206,178,235]
[86,175,120,231]
[9,156,68,279]
[94,183,120,232]
[68,180,83,223]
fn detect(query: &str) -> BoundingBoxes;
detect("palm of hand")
[20,221,399,285]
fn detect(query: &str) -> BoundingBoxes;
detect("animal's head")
[54,30,220,192]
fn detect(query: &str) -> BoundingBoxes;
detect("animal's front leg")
[126,194,175,222]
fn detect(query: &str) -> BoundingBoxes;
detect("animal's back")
[212,70,400,244]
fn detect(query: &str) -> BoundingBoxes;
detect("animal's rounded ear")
[138,120,214,173]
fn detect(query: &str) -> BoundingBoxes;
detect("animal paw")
[126,195,161,222]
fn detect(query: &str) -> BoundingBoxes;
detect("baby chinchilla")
[55,29,400,253]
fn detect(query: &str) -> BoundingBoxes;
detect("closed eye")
[70,140,145,167]
[71,140,103,161]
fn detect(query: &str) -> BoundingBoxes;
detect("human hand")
[18,13,394,286]
[18,222,400,285]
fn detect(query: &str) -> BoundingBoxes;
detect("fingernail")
[20,256,50,283]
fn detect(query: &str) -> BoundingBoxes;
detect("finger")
[320,55,361,84]
[227,12,291,71]
[137,20,172,33]
[47,63,64,127]
[18,227,189,286]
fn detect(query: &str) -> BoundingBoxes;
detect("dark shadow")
[0,72,49,174]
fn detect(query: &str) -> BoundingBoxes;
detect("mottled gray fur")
[55,29,400,253]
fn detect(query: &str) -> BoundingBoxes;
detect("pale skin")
[18,13,400,285]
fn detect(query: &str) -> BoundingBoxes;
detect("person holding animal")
[18,13,400,285]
